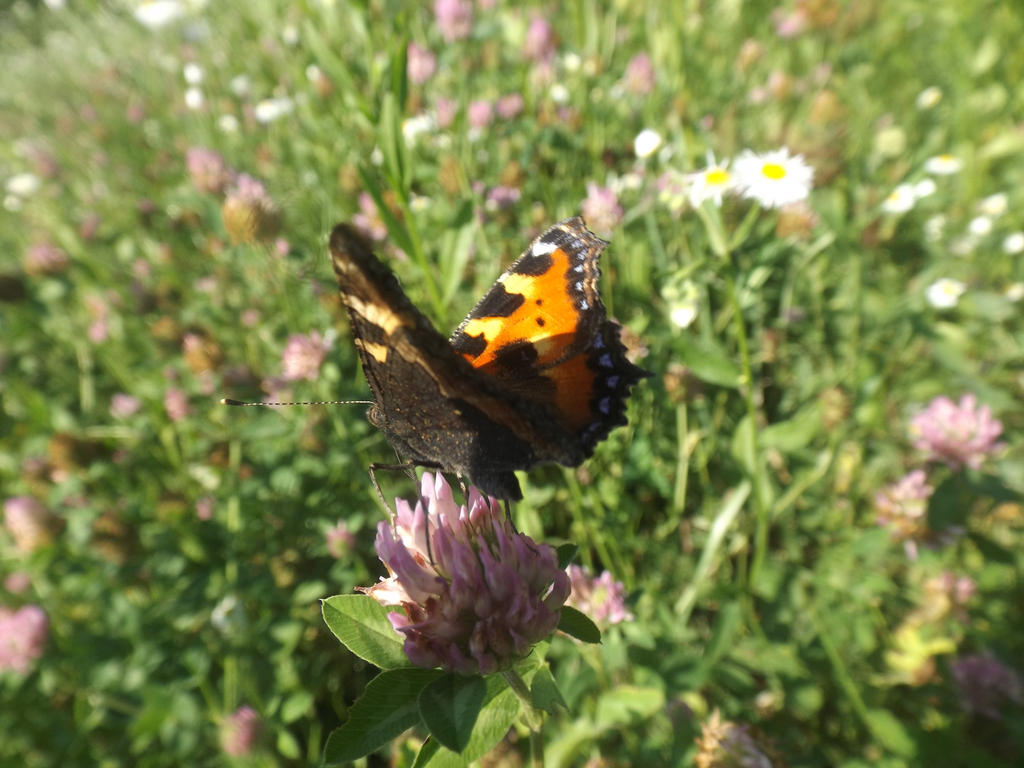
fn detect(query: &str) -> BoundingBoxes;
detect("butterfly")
[329,216,649,501]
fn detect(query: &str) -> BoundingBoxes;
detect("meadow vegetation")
[1,0,1022,765]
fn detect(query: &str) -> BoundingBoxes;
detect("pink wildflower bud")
[0,605,48,673]
[219,706,262,756]
[3,497,58,554]
[325,520,356,559]
[909,394,1004,470]
[186,147,233,195]
[523,17,556,61]
[495,93,524,120]
[279,331,331,382]
[566,565,633,626]
[360,473,570,675]
[407,43,437,85]
[467,99,493,130]
[220,174,281,244]
[351,192,387,243]
[623,53,655,95]
[580,183,624,235]
[24,243,69,276]
[163,387,190,423]
[110,393,142,419]
[951,653,1024,720]
[433,0,473,43]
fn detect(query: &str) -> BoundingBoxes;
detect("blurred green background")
[1,0,1022,765]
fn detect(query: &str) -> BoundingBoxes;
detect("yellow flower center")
[706,168,730,185]
[761,162,787,180]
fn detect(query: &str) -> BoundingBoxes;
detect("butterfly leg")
[367,461,420,517]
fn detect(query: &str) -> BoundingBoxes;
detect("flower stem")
[723,256,770,590]
[501,668,544,765]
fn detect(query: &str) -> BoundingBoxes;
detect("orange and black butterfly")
[329,216,648,501]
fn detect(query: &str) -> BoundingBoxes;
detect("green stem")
[500,668,544,767]
[723,261,769,590]
[808,604,874,732]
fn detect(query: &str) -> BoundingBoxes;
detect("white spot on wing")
[532,240,557,256]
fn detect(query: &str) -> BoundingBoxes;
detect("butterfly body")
[330,216,648,501]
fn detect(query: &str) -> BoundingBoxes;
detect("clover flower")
[0,605,48,674]
[623,53,655,95]
[186,146,232,195]
[163,387,190,423]
[361,473,570,675]
[566,565,633,626]
[580,183,623,235]
[695,710,774,768]
[523,17,556,61]
[23,242,69,276]
[219,706,262,756]
[110,393,142,419]
[407,42,437,85]
[279,331,331,382]
[221,173,281,243]
[910,394,1004,470]
[951,653,1024,720]
[434,0,473,43]
[874,470,935,556]
[325,520,356,559]
[3,497,58,554]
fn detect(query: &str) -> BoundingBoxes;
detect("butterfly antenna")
[220,398,374,407]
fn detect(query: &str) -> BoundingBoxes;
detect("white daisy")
[133,0,185,28]
[914,178,936,199]
[924,154,962,175]
[882,184,917,214]
[183,62,203,84]
[923,215,946,242]
[634,129,662,159]
[229,74,250,97]
[977,193,1008,217]
[184,87,204,110]
[733,148,814,209]
[5,172,41,198]
[402,113,434,146]
[1002,232,1024,255]
[217,114,239,133]
[1005,282,1024,302]
[916,87,942,110]
[254,97,294,123]
[967,216,993,237]
[925,278,966,309]
[687,155,734,208]
[665,279,700,329]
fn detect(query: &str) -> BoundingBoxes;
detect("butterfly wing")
[450,217,649,458]
[329,224,582,500]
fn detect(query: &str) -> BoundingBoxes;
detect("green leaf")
[322,594,410,670]
[415,657,541,767]
[356,166,416,258]
[760,402,823,453]
[676,335,741,388]
[555,543,578,569]
[530,665,568,715]
[557,606,601,644]
[864,708,917,757]
[323,668,442,765]
[594,685,666,728]
[418,674,487,754]
[276,728,301,760]
[280,691,313,723]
